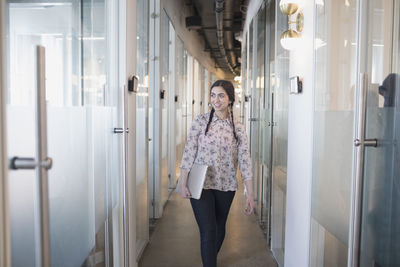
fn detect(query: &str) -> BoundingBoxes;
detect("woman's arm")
[244,179,255,215]
[236,123,254,215]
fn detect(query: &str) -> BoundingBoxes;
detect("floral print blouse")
[180,112,253,191]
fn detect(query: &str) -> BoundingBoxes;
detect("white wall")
[284,1,315,267]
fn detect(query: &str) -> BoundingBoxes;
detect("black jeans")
[190,189,235,267]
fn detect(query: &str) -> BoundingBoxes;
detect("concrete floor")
[139,185,278,267]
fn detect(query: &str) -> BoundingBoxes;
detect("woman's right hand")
[180,184,192,199]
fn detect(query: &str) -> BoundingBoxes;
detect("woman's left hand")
[244,195,254,215]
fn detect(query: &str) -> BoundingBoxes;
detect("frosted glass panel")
[136,0,149,257]
[311,111,353,244]
[310,0,357,266]
[47,107,93,266]
[6,0,124,265]
[7,106,36,267]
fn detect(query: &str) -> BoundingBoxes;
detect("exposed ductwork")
[215,0,239,76]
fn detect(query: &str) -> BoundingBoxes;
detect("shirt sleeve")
[179,115,203,171]
[236,123,253,181]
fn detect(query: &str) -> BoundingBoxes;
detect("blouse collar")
[212,112,232,124]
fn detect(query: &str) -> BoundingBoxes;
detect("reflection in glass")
[359,1,400,266]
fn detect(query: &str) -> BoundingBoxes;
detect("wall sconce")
[279,0,304,50]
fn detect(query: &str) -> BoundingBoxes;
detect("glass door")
[248,19,259,211]
[270,3,290,265]
[5,0,125,266]
[252,5,265,222]
[310,1,358,266]
[159,9,169,214]
[168,22,176,189]
[136,0,149,259]
[354,0,400,266]
[261,0,275,242]
[175,37,185,182]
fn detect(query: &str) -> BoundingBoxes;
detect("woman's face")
[211,86,231,112]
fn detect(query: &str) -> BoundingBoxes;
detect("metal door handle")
[114,127,129,134]
[9,157,53,170]
[35,45,51,267]
[349,72,371,267]
[354,138,377,147]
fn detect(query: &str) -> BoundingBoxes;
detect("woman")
[179,80,254,267]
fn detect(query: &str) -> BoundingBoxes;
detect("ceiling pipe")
[215,0,239,76]
[223,0,238,72]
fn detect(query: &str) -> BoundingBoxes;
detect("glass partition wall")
[310,1,358,266]
[168,21,176,189]
[270,2,289,265]
[309,0,400,266]
[159,9,170,215]
[175,37,186,181]
[136,0,149,259]
[186,54,194,135]
[357,0,400,264]
[357,2,400,265]
[262,0,275,243]
[249,7,264,223]
[241,32,248,126]
[244,0,277,259]
[6,0,125,266]
[193,59,201,117]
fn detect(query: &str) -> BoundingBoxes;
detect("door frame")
[168,22,176,189]
[124,0,138,265]
[0,1,11,266]
[348,0,398,266]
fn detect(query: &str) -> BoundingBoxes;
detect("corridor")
[1,0,400,266]
[139,184,277,267]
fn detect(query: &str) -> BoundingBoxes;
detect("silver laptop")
[176,164,208,199]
